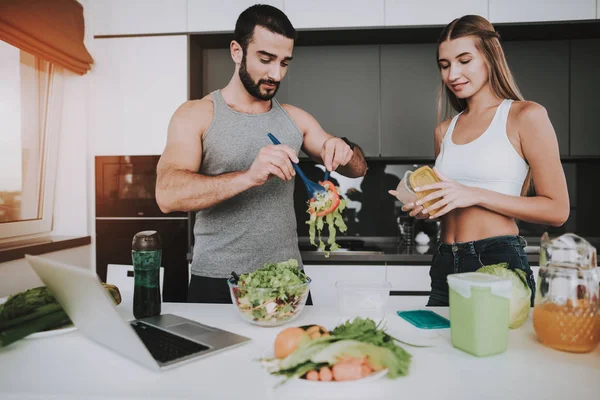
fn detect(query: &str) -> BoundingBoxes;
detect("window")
[0,41,63,240]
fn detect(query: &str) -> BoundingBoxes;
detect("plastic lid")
[447,272,512,299]
[132,230,162,251]
[408,166,440,191]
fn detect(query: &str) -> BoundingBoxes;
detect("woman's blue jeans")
[427,235,536,307]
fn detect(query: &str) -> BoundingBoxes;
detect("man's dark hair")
[233,4,297,51]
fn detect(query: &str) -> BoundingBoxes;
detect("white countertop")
[0,297,599,400]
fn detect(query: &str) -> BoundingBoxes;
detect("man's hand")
[246,144,299,186]
[321,137,353,172]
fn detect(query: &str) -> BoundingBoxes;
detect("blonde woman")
[393,15,569,306]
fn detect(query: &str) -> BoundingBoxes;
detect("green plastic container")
[447,272,512,357]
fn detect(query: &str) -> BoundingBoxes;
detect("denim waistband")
[437,235,527,256]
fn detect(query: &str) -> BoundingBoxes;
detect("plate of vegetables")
[260,318,412,387]
[0,284,121,346]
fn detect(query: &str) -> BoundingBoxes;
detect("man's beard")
[239,54,280,101]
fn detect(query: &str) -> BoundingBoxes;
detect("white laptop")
[25,254,251,372]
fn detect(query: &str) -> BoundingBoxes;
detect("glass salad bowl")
[227,277,311,327]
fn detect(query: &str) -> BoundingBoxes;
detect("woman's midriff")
[439,206,519,244]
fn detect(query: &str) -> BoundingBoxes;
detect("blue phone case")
[397,310,450,329]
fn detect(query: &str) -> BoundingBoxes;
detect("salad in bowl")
[228,259,311,327]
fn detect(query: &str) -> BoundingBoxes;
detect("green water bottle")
[132,230,162,319]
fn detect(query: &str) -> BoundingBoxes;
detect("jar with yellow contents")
[533,233,600,353]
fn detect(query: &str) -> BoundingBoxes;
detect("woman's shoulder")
[509,100,549,122]
[434,117,454,141]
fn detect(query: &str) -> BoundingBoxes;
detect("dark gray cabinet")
[570,39,600,156]
[503,41,569,156]
[286,46,380,157]
[199,40,599,159]
[380,44,439,157]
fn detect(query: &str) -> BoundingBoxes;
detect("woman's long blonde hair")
[436,15,532,195]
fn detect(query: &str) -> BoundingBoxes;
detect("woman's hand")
[388,182,429,219]
[413,168,482,218]
[402,203,430,219]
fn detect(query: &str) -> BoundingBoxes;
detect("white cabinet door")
[598,0,600,18]
[285,0,384,29]
[489,0,596,23]
[187,0,284,33]
[89,36,188,156]
[91,0,187,36]
[385,0,488,26]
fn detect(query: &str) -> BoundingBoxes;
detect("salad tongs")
[267,133,327,199]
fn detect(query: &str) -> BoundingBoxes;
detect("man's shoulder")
[178,96,214,116]
[280,103,314,125]
[168,97,215,137]
[171,97,214,125]
[280,103,302,116]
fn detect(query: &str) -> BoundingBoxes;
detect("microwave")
[95,155,186,218]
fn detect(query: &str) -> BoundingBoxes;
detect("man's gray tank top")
[191,90,304,278]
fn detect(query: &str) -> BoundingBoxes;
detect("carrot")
[332,361,363,381]
[319,366,333,381]
[361,364,373,377]
[306,370,319,381]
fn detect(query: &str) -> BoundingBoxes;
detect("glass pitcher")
[533,233,600,353]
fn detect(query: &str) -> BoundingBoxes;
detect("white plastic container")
[447,272,512,357]
[335,280,391,322]
[391,170,418,206]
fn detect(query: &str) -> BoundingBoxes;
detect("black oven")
[95,155,186,218]
[95,156,190,302]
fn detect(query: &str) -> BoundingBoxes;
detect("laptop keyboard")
[131,322,210,363]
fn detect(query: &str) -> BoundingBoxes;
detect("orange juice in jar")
[533,298,600,353]
[533,233,600,353]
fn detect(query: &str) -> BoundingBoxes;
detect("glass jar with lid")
[533,233,600,353]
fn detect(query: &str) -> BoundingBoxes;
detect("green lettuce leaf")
[476,263,531,329]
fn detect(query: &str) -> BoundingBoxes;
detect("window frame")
[0,61,63,241]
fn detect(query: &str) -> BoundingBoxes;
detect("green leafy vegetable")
[232,259,310,325]
[476,263,531,329]
[307,186,348,257]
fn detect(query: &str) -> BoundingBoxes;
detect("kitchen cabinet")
[385,0,488,27]
[386,265,432,293]
[503,41,570,156]
[286,46,380,157]
[96,219,189,302]
[285,0,384,29]
[187,0,284,33]
[91,0,187,36]
[380,44,439,158]
[89,35,187,156]
[489,0,596,23]
[570,39,600,156]
[304,265,433,307]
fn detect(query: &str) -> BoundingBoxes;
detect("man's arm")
[156,99,298,213]
[281,104,367,178]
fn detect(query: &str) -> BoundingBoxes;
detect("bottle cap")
[132,230,162,251]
